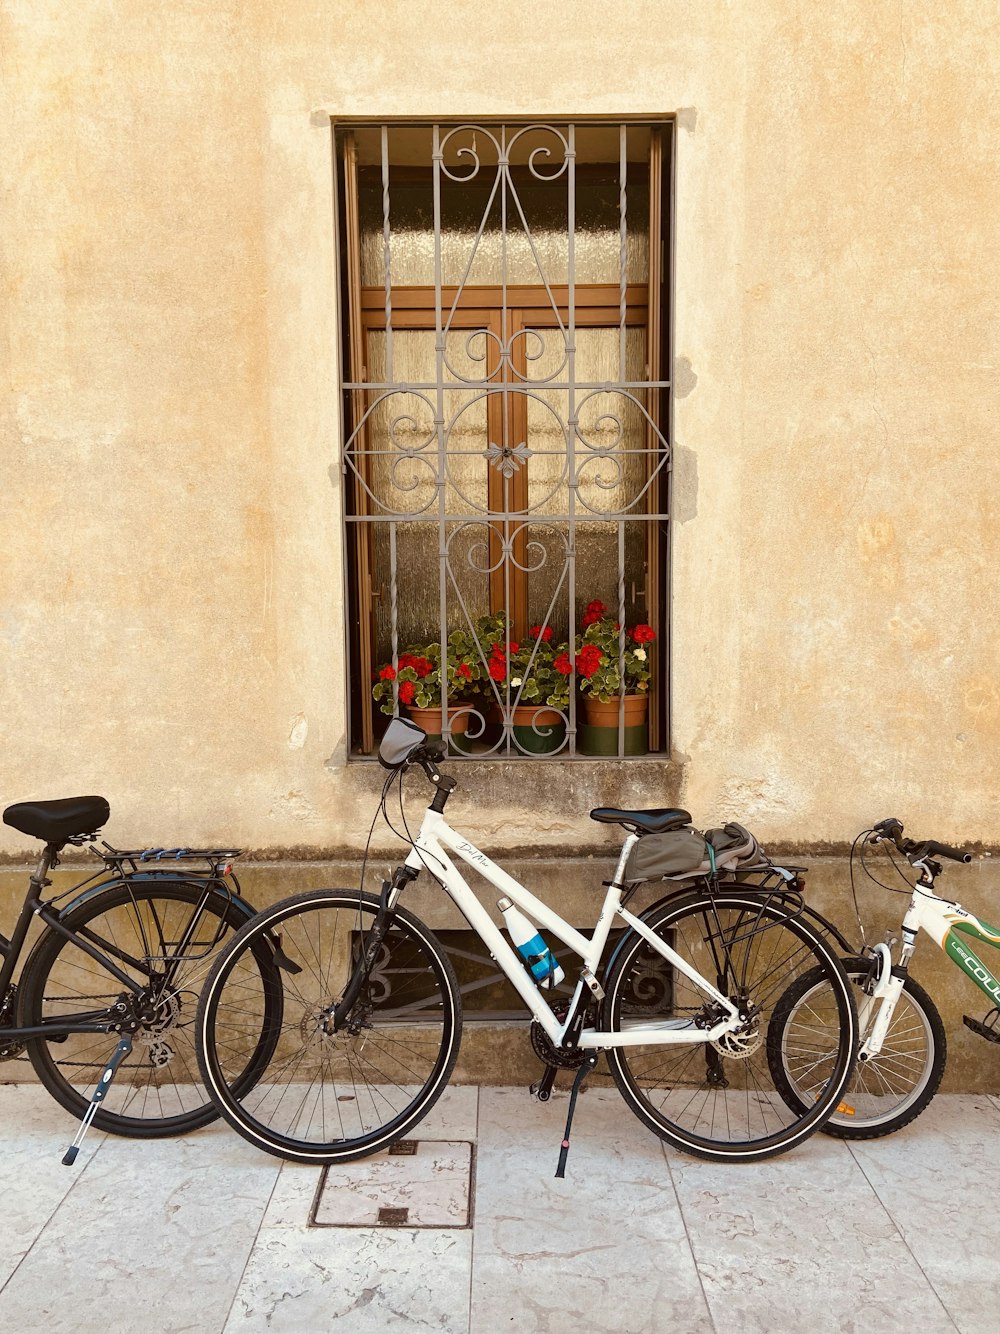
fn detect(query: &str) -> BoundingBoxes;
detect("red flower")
[488,659,506,682]
[398,680,416,705]
[398,653,418,670]
[412,656,433,678]
[456,662,472,680]
[581,600,609,629]
[577,644,604,679]
[553,653,574,676]
[529,625,553,643]
[631,624,656,644]
[379,665,396,681]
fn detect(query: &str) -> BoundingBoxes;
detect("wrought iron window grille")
[336,121,673,759]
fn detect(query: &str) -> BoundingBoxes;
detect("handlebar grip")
[925,839,973,864]
[873,817,905,848]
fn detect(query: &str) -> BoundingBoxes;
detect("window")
[335,121,672,758]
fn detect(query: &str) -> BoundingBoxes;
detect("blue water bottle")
[497,897,565,989]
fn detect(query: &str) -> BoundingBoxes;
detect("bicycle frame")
[0,845,254,1042]
[861,871,1000,1056]
[398,806,744,1050]
[908,885,1000,1000]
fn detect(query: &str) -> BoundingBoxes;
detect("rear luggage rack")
[92,842,244,876]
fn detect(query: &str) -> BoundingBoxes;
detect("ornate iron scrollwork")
[342,121,671,757]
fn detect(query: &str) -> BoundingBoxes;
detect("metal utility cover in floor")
[309,1141,475,1229]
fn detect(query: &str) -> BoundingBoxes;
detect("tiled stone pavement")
[1,1083,997,1333]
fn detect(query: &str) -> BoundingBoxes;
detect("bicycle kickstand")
[62,1035,134,1166]
[554,1052,599,1179]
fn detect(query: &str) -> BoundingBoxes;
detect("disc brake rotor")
[134,991,183,1043]
[711,1017,763,1060]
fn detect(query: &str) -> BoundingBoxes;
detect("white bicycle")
[195,720,858,1168]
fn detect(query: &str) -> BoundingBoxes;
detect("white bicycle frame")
[860,861,1000,1058]
[397,806,744,1050]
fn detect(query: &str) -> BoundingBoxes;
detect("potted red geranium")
[476,617,573,755]
[575,599,656,755]
[372,627,483,745]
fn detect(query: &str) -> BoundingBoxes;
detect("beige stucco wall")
[2,0,999,864]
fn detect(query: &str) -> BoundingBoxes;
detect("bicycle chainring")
[0,985,25,1062]
[530,1004,588,1070]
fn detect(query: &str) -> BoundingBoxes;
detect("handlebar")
[924,838,973,864]
[871,818,973,864]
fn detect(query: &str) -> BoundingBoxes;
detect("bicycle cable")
[356,764,398,900]
[394,763,451,883]
[360,758,451,888]
[848,828,874,949]
[849,826,922,950]
[863,836,918,895]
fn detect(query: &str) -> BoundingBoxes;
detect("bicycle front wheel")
[18,880,281,1137]
[768,956,946,1138]
[602,891,858,1162]
[196,890,463,1164]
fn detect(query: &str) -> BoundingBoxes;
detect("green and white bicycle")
[771,817,992,1138]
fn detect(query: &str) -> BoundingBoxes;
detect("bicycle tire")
[18,880,281,1137]
[768,955,947,1138]
[196,889,463,1164]
[602,890,858,1162]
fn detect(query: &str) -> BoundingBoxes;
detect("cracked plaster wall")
[1,2,998,860]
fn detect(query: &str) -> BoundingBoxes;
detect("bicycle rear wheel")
[18,880,281,1136]
[602,890,858,1162]
[768,956,946,1138]
[196,890,463,1164]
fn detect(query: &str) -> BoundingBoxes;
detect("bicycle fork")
[858,925,917,1062]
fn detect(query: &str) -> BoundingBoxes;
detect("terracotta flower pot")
[510,704,567,755]
[579,693,648,756]
[405,704,472,744]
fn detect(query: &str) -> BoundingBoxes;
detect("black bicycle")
[1,795,285,1162]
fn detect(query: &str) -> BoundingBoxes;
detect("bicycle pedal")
[530,1064,558,1102]
[962,1014,1000,1044]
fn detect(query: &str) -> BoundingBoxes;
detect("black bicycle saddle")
[3,796,110,844]
[589,807,692,834]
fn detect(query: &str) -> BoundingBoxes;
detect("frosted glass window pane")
[364,330,491,656]
[360,170,649,289]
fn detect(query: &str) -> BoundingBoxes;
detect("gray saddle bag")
[624,821,767,883]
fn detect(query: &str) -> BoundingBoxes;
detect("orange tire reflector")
[815,1093,857,1117]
